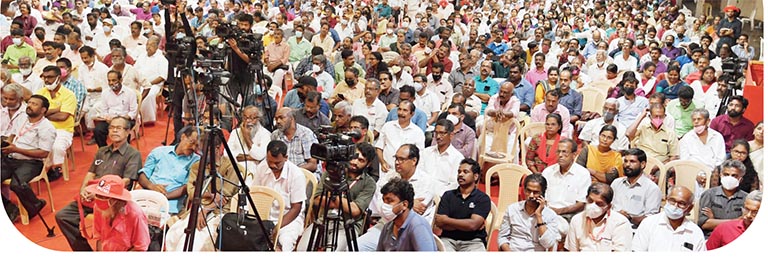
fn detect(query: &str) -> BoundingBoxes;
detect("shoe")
[27,199,46,219]
[48,167,63,181]
[5,204,19,223]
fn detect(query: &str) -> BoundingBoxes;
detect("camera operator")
[297,142,378,251]
[226,13,256,106]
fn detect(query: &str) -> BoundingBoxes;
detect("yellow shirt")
[36,87,77,132]
[632,118,680,162]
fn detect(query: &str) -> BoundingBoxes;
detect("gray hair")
[366,78,381,90]
[720,159,747,177]
[17,56,32,64]
[334,100,353,115]
[692,108,709,120]
[1,83,24,99]
[0,69,10,83]
[604,97,620,109]
[746,190,763,202]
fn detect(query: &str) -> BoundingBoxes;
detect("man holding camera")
[226,13,257,104]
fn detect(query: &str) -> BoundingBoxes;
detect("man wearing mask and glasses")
[632,186,705,251]
[565,182,632,251]
[698,159,749,238]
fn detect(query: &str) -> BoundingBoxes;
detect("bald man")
[270,107,319,172]
[632,186,705,251]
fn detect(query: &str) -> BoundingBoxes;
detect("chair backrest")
[589,80,614,93]
[661,160,712,223]
[577,86,608,116]
[433,234,445,251]
[431,193,442,229]
[750,9,757,20]
[519,122,546,167]
[302,169,318,227]
[485,201,498,251]
[229,186,285,250]
[478,116,521,165]
[485,163,531,230]
[114,16,134,27]
[643,156,666,186]
[130,189,171,228]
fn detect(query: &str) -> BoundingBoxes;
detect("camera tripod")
[305,161,359,251]
[181,82,273,251]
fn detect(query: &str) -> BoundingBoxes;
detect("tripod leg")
[37,213,56,237]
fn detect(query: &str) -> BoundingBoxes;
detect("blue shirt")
[675,54,693,67]
[510,79,535,111]
[139,145,201,214]
[487,41,509,56]
[282,89,331,117]
[656,80,690,100]
[62,77,86,116]
[474,76,500,115]
[377,210,437,251]
[385,108,428,132]
[558,88,583,117]
[375,4,392,18]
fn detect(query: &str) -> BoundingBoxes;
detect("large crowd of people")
[0,0,763,252]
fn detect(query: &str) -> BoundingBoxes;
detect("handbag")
[215,212,275,251]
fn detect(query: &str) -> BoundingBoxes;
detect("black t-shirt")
[230,48,254,81]
[437,187,491,243]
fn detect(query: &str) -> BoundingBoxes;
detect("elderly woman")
[576,125,625,184]
[526,113,563,174]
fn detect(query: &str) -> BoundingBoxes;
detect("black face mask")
[665,42,673,47]
[345,79,356,86]
[624,87,636,96]
[432,74,442,81]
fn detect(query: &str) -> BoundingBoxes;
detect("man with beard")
[434,158,491,251]
[91,70,137,147]
[11,56,43,94]
[54,116,141,251]
[2,94,56,222]
[293,91,331,132]
[271,107,319,173]
[704,76,730,119]
[1,84,28,137]
[282,76,330,117]
[609,148,663,230]
[707,190,762,250]
[716,6,743,51]
[297,142,377,251]
[709,96,755,151]
[227,106,271,175]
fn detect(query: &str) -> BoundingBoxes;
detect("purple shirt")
[709,114,755,150]
[130,9,153,21]
[662,46,682,60]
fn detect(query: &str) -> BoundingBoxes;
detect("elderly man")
[498,173,562,251]
[565,182,633,251]
[434,158,491,251]
[578,98,629,151]
[91,70,138,147]
[610,148,663,229]
[419,119,463,195]
[135,35,168,124]
[250,140,307,252]
[531,89,574,138]
[54,116,141,251]
[36,65,78,178]
[108,47,141,93]
[271,107,319,173]
[554,70,582,124]
[679,109,726,169]
[227,106,271,174]
[1,94,56,222]
[627,103,680,163]
[707,190,762,250]
[1,84,28,137]
[328,67,365,105]
[331,101,353,133]
[542,138,591,222]
[698,159,750,237]
[480,81,521,156]
[351,79,389,138]
[384,86,428,132]
[376,100,425,174]
[632,186,705,251]
[262,25,289,98]
[10,56,43,94]
[293,91,330,132]
[137,126,201,215]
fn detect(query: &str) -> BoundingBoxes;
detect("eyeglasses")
[434,131,450,137]
[108,126,127,131]
[666,198,690,209]
[394,156,412,163]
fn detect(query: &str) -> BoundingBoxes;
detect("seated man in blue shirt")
[385,85,428,131]
[377,177,437,251]
[474,60,500,115]
[137,125,201,215]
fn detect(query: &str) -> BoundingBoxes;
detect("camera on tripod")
[310,126,361,185]
[721,56,748,90]
[216,23,264,61]
[167,36,196,67]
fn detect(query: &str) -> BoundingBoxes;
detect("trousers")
[55,201,94,251]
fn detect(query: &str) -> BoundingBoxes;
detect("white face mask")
[12,38,22,46]
[585,202,606,219]
[104,26,112,33]
[45,78,60,91]
[295,31,303,38]
[663,203,686,220]
[380,201,403,222]
[413,82,423,92]
[20,68,33,76]
[720,175,740,191]
[312,64,321,74]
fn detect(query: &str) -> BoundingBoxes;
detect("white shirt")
[135,51,169,89]
[227,125,271,175]
[565,210,633,251]
[541,163,591,209]
[426,73,453,104]
[97,87,138,119]
[251,160,307,222]
[703,85,723,120]
[11,73,43,93]
[0,103,27,136]
[374,120,426,173]
[610,176,663,217]
[614,55,639,72]
[679,128,726,170]
[414,90,441,118]
[631,212,706,251]
[417,145,463,196]
[497,201,562,251]
[121,35,148,58]
[577,118,630,151]
[351,98,389,133]
[78,61,110,91]
[369,169,436,223]
[309,71,335,100]
[9,117,56,161]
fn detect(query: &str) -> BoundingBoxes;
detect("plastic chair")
[703,3,713,19]
[433,234,445,251]
[130,189,171,251]
[74,96,87,152]
[518,122,546,168]
[741,9,756,31]
[114,16,134,27]
[588,80,614,94]
[431,193,442,229]
[302,168,318,228]
[660,160,713,223]
[576,87,607,116]
[485,201,498,251]
[643,156,666,186]
[3,158,56,225]
[130,89,146,150]
[484,163,530,230]
[477,116,521,168]
[229,186,285,251]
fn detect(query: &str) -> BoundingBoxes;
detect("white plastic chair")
[131,189,171,251]
[741,9,757,31]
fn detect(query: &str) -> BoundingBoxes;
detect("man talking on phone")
[497,173,562,251]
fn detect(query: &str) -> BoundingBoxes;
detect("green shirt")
[2,43,36,74]
[312,171,376,234]
[288,36,312,63]
[667,99,696,138]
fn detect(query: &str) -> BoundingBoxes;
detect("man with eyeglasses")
[565,182,632,251]
[55,116,141,251]
[707,190,761,250]
[698,159,749,238]
[418,119,463,195]
[226,106,271,175]
[632,186,705,251]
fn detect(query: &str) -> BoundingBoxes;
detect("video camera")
[721,56,748,90]
[167,36,196,68]
[310,126,361,186]
[215,23,264,61]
